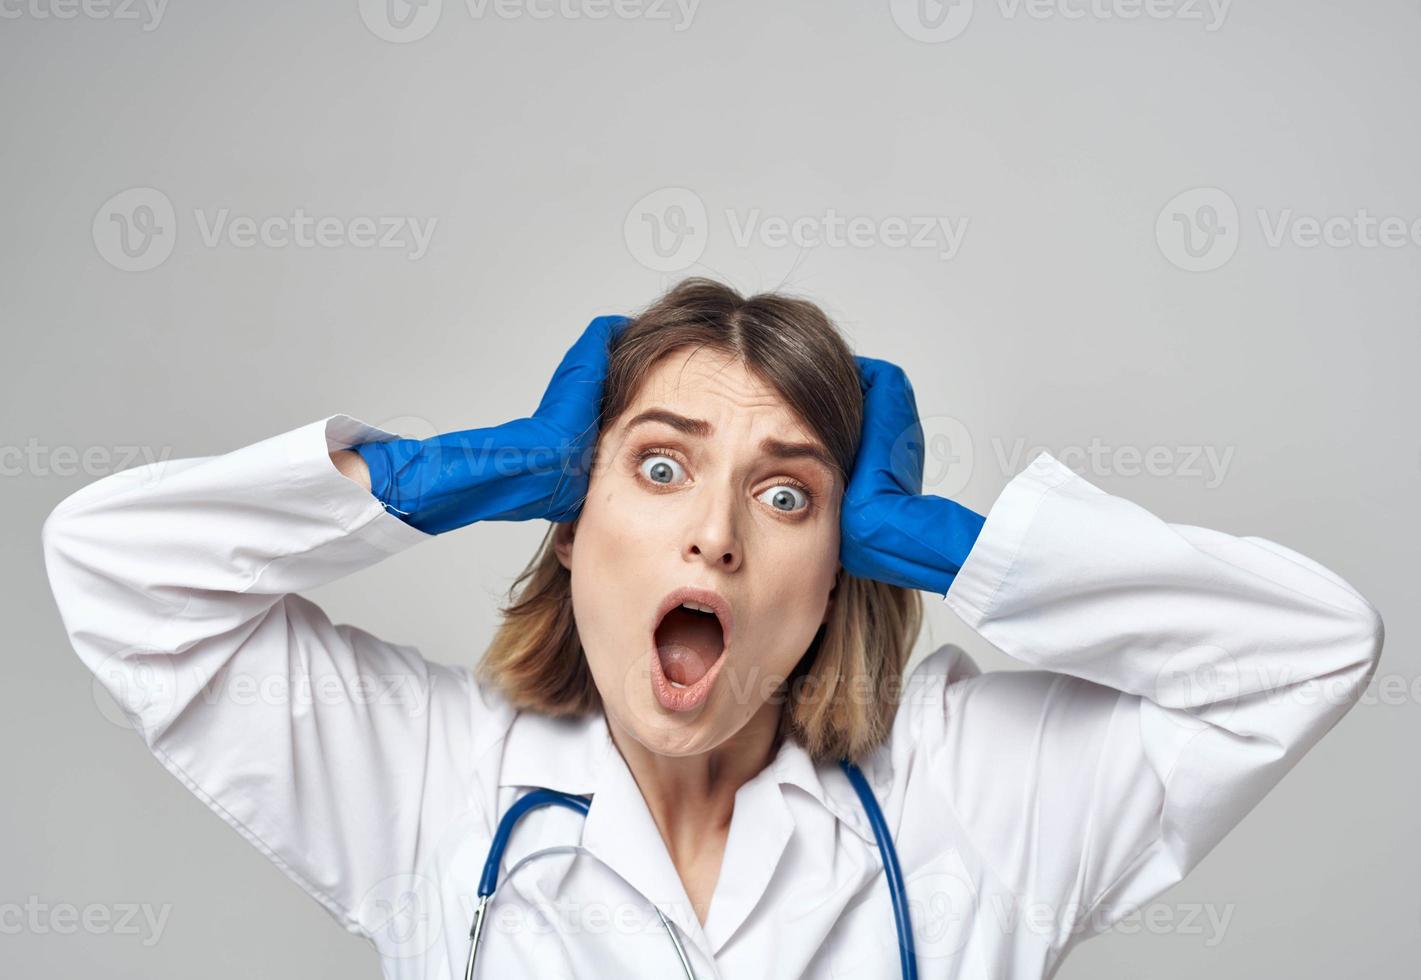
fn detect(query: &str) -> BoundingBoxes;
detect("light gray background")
[4,1,1418,976]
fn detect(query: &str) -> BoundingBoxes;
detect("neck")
[607,700,784,863]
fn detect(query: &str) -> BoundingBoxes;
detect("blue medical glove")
[840,356,985,596]
[352,315,630,535]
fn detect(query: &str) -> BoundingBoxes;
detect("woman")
[42,278,1384,978]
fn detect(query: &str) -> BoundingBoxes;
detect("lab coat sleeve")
[925,451,1384,952]
[40,414,511,942]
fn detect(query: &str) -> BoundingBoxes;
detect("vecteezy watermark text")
[725,208,968,261]
[1,440,173,480]
[623,188,969,272]
[1157,187,1421,271]
[358,0,701,43]
[0,896,172,947]
[0,0,168,30]
[890,0,1233,44]
[992,436,1235,488]
[93,188,438,271]
[191,208,437,258]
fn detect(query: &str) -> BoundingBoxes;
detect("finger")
[854,355,889,395]
[571,314,632,367]
[534,314,631,424]
[855,355,917,418]
[554,315,631,392]
[850,355,925,496]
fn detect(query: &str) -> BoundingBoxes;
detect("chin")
[619,694,738,758]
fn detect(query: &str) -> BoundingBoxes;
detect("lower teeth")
[670,680,688,689]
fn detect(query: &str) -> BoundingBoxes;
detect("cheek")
[576,481,678,574]
[772,509,841,594]
[740,532,840,666]
[769,564,834,629]
[567,485,666,662]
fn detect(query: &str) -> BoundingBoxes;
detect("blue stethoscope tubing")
[463,758,918,980]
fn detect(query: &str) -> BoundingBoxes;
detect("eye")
[638,453,687,486]
[758,483,810,514]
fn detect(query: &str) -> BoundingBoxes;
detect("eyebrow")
[623,408,838,477]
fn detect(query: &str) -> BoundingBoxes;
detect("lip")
[648,586,735,713]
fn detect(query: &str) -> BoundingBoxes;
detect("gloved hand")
[840,356,985,596]
[353,315,631,535]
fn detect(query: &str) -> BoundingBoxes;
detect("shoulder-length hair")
[477,278,922,763]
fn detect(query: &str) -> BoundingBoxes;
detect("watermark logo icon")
[890,0,974,43]
[915,414,975,498]
[908,863,975,959]
[90,647,179,733]
[93,187,176,272]
[1156,186,1238,272]
[359,0,444,43]
[623,187,708,272]
[359,872,444,958]
[1151,643,1241,732]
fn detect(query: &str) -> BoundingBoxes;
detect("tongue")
[655,608,723,686]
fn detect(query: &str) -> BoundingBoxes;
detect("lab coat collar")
[497,705,609,796]
[496,707,880,846]
[495,706,883,956]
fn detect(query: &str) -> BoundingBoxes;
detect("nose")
[684,483,742,572]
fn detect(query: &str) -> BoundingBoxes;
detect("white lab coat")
[41,413,1383,979]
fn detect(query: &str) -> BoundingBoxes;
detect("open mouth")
[649,588,732,712]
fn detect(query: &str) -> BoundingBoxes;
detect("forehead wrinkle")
[666,345,780,413]
[633,348,822,457]
[670,343,748,401]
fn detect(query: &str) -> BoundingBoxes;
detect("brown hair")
[476,278,923,762]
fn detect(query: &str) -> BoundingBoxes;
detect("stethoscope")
[463,758,918,980]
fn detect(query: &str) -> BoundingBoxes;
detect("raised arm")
[843,358,1384,954]
[927,452,1381,952]
[40,413,486,940]
[41,314,630,946]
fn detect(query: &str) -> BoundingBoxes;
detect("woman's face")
[555,346,842,758]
